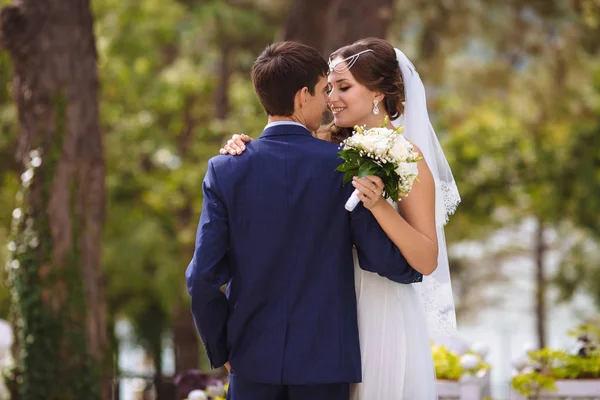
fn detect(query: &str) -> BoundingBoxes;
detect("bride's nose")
[328,88,339,102]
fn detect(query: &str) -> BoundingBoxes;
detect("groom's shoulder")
[207,153,243,171]
[310,136,342,157]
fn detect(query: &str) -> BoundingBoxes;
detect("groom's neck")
[268,115,301,125]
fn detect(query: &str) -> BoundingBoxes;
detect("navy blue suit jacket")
[186,124,422,385]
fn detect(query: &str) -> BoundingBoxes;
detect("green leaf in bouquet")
[343,171,356,185]
[339,148,361,163]
[385,181,399,203]
[358,161,379,177]
[335,162,358,172]
[382,162,397,176]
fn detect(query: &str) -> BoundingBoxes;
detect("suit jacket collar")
[259,124,312,139]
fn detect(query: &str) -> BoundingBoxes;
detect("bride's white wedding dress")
[350,206,438,400]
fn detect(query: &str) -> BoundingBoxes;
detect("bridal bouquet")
[336,117,422,211]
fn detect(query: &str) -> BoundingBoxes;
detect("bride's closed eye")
[327,85,351,95]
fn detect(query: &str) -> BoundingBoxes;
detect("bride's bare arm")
[353,154,438,276]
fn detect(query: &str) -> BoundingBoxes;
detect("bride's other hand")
[219,134,253,155]
[352,175,385,210]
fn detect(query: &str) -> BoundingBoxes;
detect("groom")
[186,41,422,400]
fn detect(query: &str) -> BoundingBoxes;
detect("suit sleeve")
[350,203,422,284]
[185,159,231,368]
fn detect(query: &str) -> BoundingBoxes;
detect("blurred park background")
[0,0,599,399]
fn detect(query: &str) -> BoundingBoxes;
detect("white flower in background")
[137,111,153,126]
[153,148,181,170]
[7,242,16,252]
[12,208,22,220]
[206,381,225,397]
[10,260,19,270]
[21,169,34,186]
[29,150,40,160]
[511,355,529,372]
[521,365,535,374]
[460,354,479,371]
[31,157,42,168]
[187,390,207,400]
[0,319,13,400]
[29,236,39,249]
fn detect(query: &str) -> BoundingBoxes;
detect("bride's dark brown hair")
[317,38,405,144]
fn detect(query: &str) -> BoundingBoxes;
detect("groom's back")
[208,124,361,385]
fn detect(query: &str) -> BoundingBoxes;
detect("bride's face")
[327,58,378,128]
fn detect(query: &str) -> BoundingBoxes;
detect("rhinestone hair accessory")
[328,49,374,73]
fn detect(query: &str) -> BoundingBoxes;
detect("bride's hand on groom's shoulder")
[220,134,253,155]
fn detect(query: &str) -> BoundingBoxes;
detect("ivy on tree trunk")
[0,1,110,399]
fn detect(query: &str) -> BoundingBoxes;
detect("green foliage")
[92,0,275,371]
[431,344,490,381]
[6,139,98,399]
[511,322,600,396]
[0,0,599,388]
[0,48,18,322]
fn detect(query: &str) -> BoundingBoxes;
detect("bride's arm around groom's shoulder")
[185,158,231,369]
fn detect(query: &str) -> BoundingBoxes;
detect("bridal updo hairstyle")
[322,37,406,144]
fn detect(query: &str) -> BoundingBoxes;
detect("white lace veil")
[392,48,460,336]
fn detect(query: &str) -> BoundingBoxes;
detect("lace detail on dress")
[413,277,457,336]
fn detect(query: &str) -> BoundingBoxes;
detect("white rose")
[373,140,389,157]
[390,137,410,161]
[353,134,379,152]
[395,162,418,177]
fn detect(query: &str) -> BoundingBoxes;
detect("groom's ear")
[296,86,310,109]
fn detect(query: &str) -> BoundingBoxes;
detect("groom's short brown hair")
[251,42,328,117]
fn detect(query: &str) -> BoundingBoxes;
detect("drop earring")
[373,99,380,115]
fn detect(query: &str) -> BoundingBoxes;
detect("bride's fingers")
[364,175,384,190]
[357,190,370,202]
[353,183,378,206]
[219,133,254,156]
[357,188,380,210]
[240,134,253,143]
[353,177,381,197]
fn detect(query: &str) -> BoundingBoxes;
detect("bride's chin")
[333,116,352,128]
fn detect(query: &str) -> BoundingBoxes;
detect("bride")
[221,37,460,400]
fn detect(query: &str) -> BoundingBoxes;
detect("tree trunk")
[1,1,109,399]
[325,0,395,54]
[283,0,337,54]
[173,308,202,372]
[534,218,547,349]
